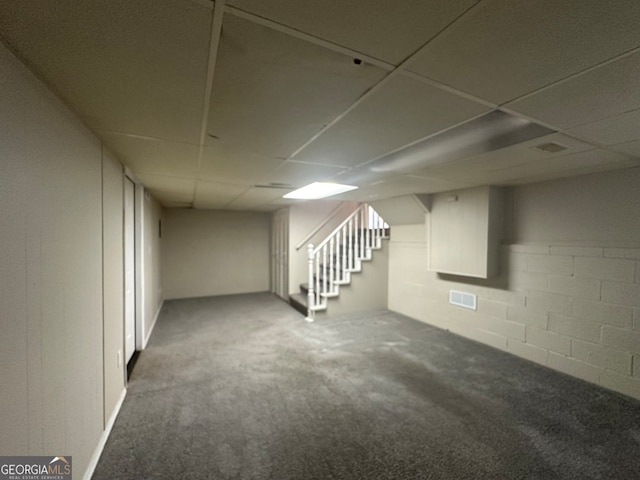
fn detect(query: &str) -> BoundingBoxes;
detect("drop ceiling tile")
[493,150,600,182]
[293,74,490,167]
[407,0,640,104]
[208,14,387,160]
[199,142,285,185]
[327,168,399,188]
[226,0,478,65]
[0,0,212,143]
[225,186,292,210]
[507,51,640,129]
[135,173,195,205]
[338,175,468,201]
[101,133,200,178]
[506,159,640,186]
[610,140,640,158]
[260,161,346,187]
[422,148,635,185]
[193,181,248,209]
[568,109,640,146]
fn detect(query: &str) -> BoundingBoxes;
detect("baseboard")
[83,387,127,480]
[143,299,164,349]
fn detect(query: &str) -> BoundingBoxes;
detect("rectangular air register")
[449,290,477,310]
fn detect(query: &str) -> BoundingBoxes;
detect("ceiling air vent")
[533,142,568,154]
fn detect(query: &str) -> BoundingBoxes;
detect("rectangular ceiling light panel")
[283,182,357,199]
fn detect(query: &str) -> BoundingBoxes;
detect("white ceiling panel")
[419,149,636,186]
[293,74,489,168]
[609,140,640,158]
[101,133,200,178]
[328,168,399,188]
[193,181,248,209]
[225,186,292,211]
[506,51,640,129]
[0,0,212,143]
[568,108,640,146]
[4,1,640,209]
[134,174,196,205]
[226,0,479,65]
[208,14,387,160]
[337,175,469,201]
[199,141,285,185]
[506,158,640,186]
[259,161,346,188]
[407,0,640,104]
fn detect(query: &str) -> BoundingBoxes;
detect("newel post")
[306,244,315,322]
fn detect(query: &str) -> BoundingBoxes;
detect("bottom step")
[289,293,327,317]
[289,293,308,316]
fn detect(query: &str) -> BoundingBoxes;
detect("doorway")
[271,209,289,300]
[124,177,136,364]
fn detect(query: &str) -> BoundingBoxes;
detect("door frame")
[123,176,136,364]
[271,208,289,300]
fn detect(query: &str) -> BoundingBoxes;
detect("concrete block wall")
[388,168,640,402]
[389,235,640,401]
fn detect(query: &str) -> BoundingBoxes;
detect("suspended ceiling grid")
[1,0,640,209]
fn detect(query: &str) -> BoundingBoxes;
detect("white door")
[124,177,136,363]
[271,209,289,299]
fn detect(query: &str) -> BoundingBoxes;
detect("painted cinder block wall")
[388,168,640,401]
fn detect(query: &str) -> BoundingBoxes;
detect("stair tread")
[294,226,389,317]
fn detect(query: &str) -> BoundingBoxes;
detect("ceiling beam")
[192,0,226,205]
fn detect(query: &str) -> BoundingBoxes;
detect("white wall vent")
[449,290,477,310]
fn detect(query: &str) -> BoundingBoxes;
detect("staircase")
[289,203,389,321]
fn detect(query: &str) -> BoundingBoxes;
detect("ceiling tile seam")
[186,0,214,10]
[558,105,640,132]
[224,5,395,71]
[505,160,640,186]
[504,44,640,107]
[285,0,485,163]
[399,70,496,109]
[193,0,226,206]
[97,130,201,146]
[498,106,634,155]
[134,172,197,180]
[197,178,258,188]
[223,185,260,208]
[249,156,348,190]
[352,109,492,170]
[285,159,349,168]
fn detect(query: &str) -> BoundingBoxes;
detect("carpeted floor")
[92,293,640,479]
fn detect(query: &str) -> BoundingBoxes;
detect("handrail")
[295,203,346,251]
[312,204,366,255]
[304,203,388,322]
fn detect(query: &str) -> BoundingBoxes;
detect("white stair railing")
[305,203,388,322]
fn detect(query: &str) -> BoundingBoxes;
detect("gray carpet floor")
[92,292,640,479]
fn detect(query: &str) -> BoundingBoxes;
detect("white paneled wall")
[162,209,270,300]
[0,44,104,470]
[0,43,164,478]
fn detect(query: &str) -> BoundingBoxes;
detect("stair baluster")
[301,204,389,321]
